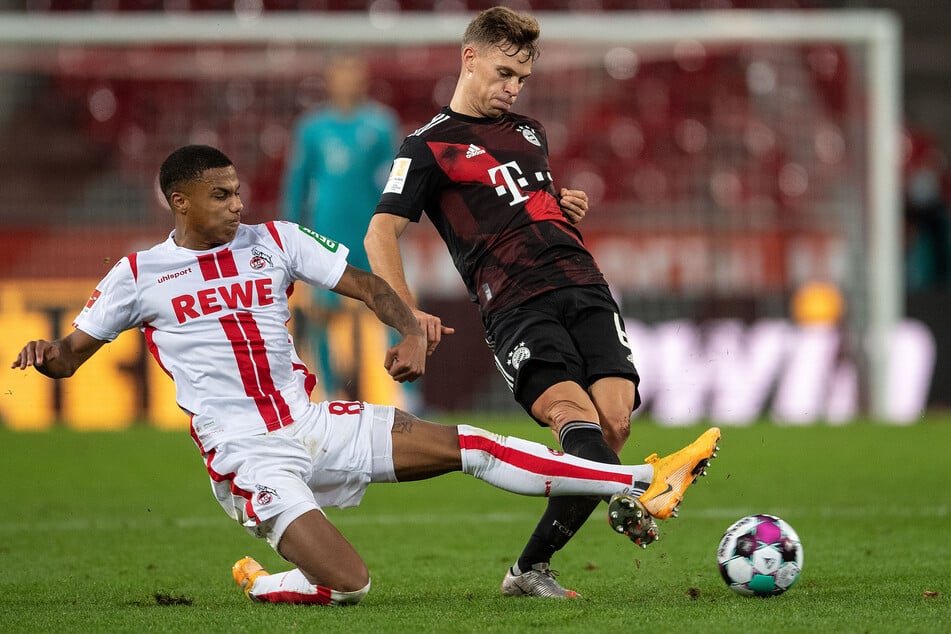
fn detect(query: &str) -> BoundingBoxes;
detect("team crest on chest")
[517,124,541,147]
[249,247,273,270]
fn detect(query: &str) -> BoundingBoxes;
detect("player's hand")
[10,340,60,370]
[559,188,588,224]
[384,333,427,383]
[413,308,455,356]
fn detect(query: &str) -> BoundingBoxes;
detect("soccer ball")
[717,514,803,597]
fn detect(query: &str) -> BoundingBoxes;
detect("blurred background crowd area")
[0,0,948,415]
[0,0,948,295]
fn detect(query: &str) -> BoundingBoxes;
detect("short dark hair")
[463,6,540,64]
[159,145,233,201]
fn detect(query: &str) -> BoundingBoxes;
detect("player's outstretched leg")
[458,423,721,528]
[457,424,652,499]
[607,427,721,546]
[458,424,720,522]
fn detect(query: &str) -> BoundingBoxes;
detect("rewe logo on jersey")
[170,278,274,324]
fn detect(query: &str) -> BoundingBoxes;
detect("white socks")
[457,424,652,498]
[249,568,370,605]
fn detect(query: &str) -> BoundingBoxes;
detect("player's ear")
[169,191,188,213]
[462,46,477,73]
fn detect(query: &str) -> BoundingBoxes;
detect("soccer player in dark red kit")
[366,6,721,598]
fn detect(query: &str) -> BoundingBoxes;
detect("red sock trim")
[255,585,333,605]
[459,431,630,486]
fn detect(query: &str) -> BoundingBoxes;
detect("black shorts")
[483,285,640,422]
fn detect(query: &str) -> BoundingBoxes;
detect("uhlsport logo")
[156,267,193,285]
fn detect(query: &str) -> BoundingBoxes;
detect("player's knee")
[331,579,371,605]
[338,565,371,592]
[602,418,631,451]
[535,398,596,429]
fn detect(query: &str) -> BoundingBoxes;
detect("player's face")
[174,166,243,250]
[326,56,369,109]
[462,42,533,118]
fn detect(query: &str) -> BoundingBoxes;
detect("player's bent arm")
[364,213,455,355]
[364,213,415,308]
[10,329,107,378]
[331,265,427,381]
[332,265,420,338]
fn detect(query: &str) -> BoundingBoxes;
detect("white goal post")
[0,9,902,419]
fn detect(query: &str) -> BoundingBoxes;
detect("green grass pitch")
[2,415,949,633]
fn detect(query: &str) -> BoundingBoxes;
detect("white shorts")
[202,401,397,549]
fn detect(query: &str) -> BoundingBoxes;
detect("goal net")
[0,10,903,423]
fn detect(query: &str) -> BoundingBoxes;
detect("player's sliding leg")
[229,409,720,605]
[391,413,720,515]
[458,424,718,537]
[232,510,371,605]
[456,424,652,498]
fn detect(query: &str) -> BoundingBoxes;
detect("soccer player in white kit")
[11,145,720,604]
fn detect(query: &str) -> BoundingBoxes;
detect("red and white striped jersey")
[73,221,350,450]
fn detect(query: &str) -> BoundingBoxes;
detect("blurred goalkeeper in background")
[365,6,661,598]
[282,51,405,405]
[11,144,719,605]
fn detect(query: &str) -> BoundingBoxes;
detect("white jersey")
[73,221,350,451]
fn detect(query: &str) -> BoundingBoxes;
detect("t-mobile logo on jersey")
[488,161,530,206]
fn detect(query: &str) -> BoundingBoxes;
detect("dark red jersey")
[375,107,607,317]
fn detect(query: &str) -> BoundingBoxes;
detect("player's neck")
[172,230,227,251]
[448,99,501,121]
[449,91,481,118]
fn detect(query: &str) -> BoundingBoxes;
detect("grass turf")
[2,415,949,633]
